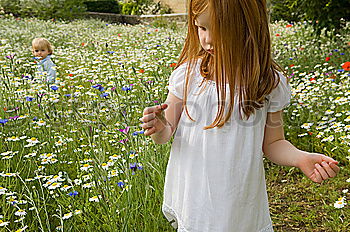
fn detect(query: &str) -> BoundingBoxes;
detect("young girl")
[32,38,57,83]
[140,0,340,231]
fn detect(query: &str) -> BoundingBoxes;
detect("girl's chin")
[207,50,214,55]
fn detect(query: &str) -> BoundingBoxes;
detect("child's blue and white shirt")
[36,55,56,83]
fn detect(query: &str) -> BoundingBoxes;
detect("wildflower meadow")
[0,16,349,231]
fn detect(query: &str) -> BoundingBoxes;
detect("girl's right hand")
[140,104,169,136]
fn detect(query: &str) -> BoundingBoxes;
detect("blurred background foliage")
[0,0,87,19]
[0,0,172,18]
[270,0,350,34]
[0,0,349,32]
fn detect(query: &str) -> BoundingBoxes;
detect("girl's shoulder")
[266,71,291,112]
[168,59,202,99]
[172,59,202,77]
[275,70,289,83]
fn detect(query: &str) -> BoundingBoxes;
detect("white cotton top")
[163,60,291,232]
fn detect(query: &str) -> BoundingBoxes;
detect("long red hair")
[176,0,281,129]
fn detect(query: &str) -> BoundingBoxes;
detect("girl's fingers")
[141,104,168,136]
[309,172,315,181]
[144,127,157,136]
[143,104,166,115]
[143,106,159,115]
[313,169,323,183]
[140,113,155,123]
[160,103,168,110]
[140,120,156,129]
[320,161,337,178]
[315,163,329,180]
[321,156,338,165]
[142,104,168,120]
[329,162,340,174]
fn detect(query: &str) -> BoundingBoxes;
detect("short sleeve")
[167,64,188,99]
[267,72,291,112]
[44,60,57,83]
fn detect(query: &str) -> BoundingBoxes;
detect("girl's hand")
[297,153,340,184]
[140,104,168,136]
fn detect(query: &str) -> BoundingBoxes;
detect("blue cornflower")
[107,51,115,54]
[129,162,143,173]
[26,97,34,101]
[92,84,104,92]
[51,86,58,91]
[340,53,345,55]
[64,94,71,97]
[100,93,109,98]
[334,49,339,52]
[68,191,78,196]
[0,119,9,124]
[122,86,132,91]
[132,131,144,136]
[11,200,18,205]
[117,181,124,187]
[289,58,293,60]
[129,163,137,172]
[338,69,344,72]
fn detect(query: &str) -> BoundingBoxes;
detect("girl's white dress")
[163,61,291,232]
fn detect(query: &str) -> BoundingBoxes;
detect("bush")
[84,0,121,14]
[121,0,172,15]
[301,0,350,34]
[0,0,87,19]
[269,0,303,22]
[121,2,139,15]
[270,0,350,34]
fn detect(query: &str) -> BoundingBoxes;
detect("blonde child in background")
[140,0,340,231]
[32,38,56,83]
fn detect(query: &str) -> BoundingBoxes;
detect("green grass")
[0,16,349,231]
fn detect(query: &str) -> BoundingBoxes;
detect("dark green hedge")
[0,0,87,19]
[84,0,121,14]
[270,0,350,34]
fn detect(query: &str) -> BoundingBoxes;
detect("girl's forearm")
[263,139,306,168]
[150,124,173,144]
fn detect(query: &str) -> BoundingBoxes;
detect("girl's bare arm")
[262,111,339,183]
[141,93,183,144]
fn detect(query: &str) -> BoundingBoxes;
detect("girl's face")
[32,47,49,60]
[194,9,213,55]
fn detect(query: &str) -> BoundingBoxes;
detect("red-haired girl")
[140,0,339,231]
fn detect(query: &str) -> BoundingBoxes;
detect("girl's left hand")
[298,153,340,184]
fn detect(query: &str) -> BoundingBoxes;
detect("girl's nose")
[206,33,213,46]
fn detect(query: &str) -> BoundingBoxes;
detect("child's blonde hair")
[178,0,281,129]
[32,38,54,55]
